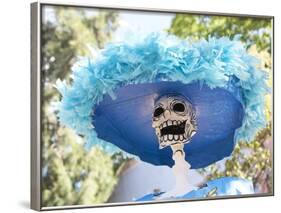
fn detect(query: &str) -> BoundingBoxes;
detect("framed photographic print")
[31,1,274,211]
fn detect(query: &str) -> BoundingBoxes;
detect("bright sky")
[114,10,174,42]
[42,5,175,42]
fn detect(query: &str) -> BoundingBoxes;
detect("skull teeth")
[155,120,196,145]
[158,120,185,129]
[159,133,187,143]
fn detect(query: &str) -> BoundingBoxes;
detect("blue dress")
[137,177,254,201]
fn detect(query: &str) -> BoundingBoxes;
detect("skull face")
[152,94,197,149]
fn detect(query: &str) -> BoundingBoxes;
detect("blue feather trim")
[56,33,269,154]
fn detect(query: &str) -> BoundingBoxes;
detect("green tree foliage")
[42,6,119,97]
[42,128,117,206]
[41,6,122,206]
[201,125,272,193]
[168,14,273,193]
[168,14,272,53]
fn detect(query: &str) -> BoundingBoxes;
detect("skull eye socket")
[173,102,185,112]
[154,107,164,117]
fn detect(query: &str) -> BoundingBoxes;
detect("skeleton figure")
[152,94,198,198]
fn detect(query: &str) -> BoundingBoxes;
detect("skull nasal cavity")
[164,110,170,117]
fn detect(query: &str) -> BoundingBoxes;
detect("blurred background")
[41,5,272,207]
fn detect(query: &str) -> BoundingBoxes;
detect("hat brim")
[92,81,244,169]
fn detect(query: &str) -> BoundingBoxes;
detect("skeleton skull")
[152,94,197,149]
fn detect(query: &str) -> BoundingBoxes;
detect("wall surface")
[0,0,279,212]
[109,160,204,202]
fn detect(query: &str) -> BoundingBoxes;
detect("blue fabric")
[56,33,269,167]
[93,81,243,168]
[137,177,254,201]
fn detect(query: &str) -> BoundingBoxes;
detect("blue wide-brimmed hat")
[56,33,268,169]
